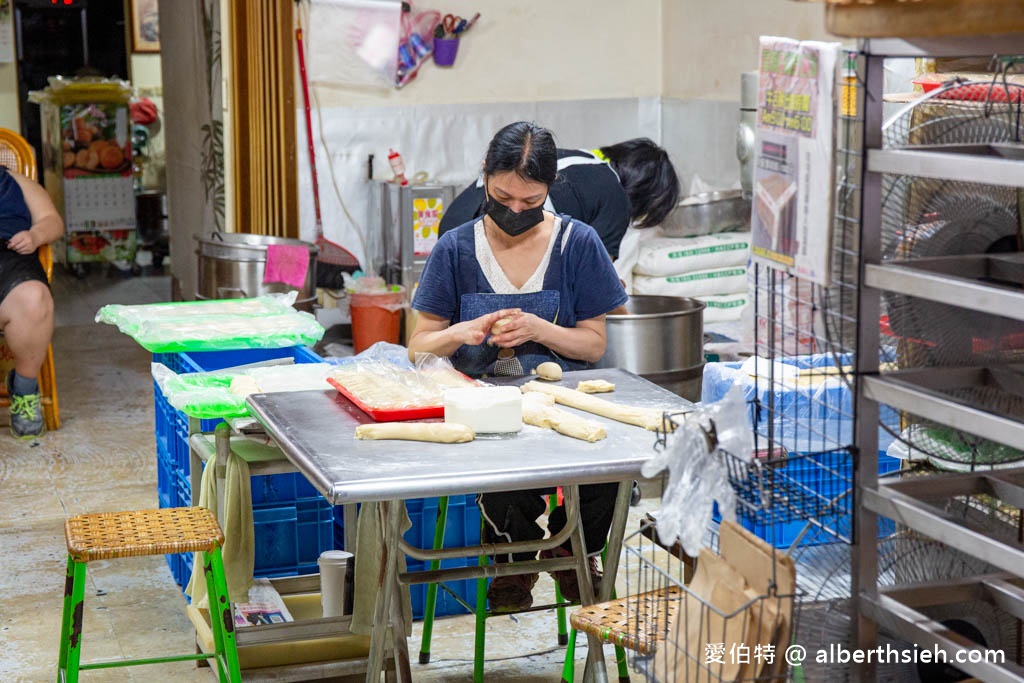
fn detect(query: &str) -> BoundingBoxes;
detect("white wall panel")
[299,97,662,271]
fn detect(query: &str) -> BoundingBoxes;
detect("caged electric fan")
[869,80,1024,471]
[792,495,1023,683]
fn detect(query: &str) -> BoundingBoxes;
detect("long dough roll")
[521,380,669,432]
[522,395,606,442]
[354,422,474,443]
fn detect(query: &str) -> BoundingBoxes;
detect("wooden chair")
[0,127,60,431]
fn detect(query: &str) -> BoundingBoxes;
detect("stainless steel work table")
[246,368,692,682]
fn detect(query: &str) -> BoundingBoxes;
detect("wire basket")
[656,410,859,547]
[583,518,800,682]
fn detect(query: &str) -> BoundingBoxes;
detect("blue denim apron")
[452,217,590,378]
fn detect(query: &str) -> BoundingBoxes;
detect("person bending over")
[439,137,680,260]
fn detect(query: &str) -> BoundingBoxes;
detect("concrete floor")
[0,262,658,682]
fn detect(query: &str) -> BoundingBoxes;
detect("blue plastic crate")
[253,505,298,573]
[156,453,174,510]
[724,450,901,548]
[152,346,322,479]
[251,472,323,506]
[332,495,483,619]
[165,545,194,590]
[253,563,320,580]
[702,355,900,454]
[252,498,336,577]
[173,470,192,508]
[406,557,480,620]
[296,499,334,565]
[404,496,481,620]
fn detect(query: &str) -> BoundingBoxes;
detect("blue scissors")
[442,14,462,37]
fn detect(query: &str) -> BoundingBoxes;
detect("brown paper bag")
[652,548,762,682]
[719,520,796,681]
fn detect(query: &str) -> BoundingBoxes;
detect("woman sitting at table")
[408,121,628,611]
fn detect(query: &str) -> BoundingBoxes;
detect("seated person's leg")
[478,489,548,611]
[543,482,618,602]
[1,268,54,438]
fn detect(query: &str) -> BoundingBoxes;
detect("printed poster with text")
[751,37,839,285]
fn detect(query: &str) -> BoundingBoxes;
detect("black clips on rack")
[653,410,719,453]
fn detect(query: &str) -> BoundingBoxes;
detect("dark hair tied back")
[599,138,680,228]
[483,121,557,187]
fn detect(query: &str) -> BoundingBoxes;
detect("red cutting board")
[326,376,444,422]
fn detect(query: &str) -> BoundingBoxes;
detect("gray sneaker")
[7,371,44,439]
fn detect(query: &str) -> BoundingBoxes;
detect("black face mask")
[483,193,545,237]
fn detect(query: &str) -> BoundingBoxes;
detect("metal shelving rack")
[852,35,1024,683]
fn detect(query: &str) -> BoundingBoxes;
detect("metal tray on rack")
[897,142,1024,161]
[865,365,1024,452]
[867,255,1024,324]
[898,252,1024,286]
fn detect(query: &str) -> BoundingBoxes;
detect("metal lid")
[608,295,706,320]
[194,232,318,261]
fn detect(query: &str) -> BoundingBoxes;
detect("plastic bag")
[394,2,441,88]
[97,293,326,353]
[328,348,476,410]
[153,361,336,419]
[643,384,753,557]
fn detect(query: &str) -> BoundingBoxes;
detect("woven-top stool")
[562,586,682,682]
[58,507,241,683]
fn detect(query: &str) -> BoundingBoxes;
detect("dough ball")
[536,362,563,381]
[490,316,514,336]
[577,379,615,394]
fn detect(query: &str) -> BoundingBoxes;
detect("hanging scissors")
[442,14,462,37]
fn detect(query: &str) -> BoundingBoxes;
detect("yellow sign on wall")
[413,197,443,256]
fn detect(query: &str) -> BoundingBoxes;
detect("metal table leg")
[579,480,633,683]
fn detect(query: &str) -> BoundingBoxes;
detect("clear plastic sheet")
[642,384,753,558]
[153,361,337,419]
[702,353,900,453]
[327,346,477,410]
[96,293,325,352]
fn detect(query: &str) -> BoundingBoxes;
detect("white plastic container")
[443,386,522,434]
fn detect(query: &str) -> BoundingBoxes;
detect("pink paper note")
[263,244,310,289]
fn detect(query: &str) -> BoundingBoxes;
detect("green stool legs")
[418,493,629,682]
[56,546,241,683]
[560,606,631,682]
[418,495,450,664]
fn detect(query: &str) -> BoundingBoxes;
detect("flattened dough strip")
[522,394,606,442]
[354,422,474,443]
[521,380,670,432]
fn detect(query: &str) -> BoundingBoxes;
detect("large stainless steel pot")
[195,233,319,312]
[595,295,705,401]
[660,190,752,238]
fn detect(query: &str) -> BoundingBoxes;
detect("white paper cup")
[318,550,353,618]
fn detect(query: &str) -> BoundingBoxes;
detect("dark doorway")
[14,0,128,179]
